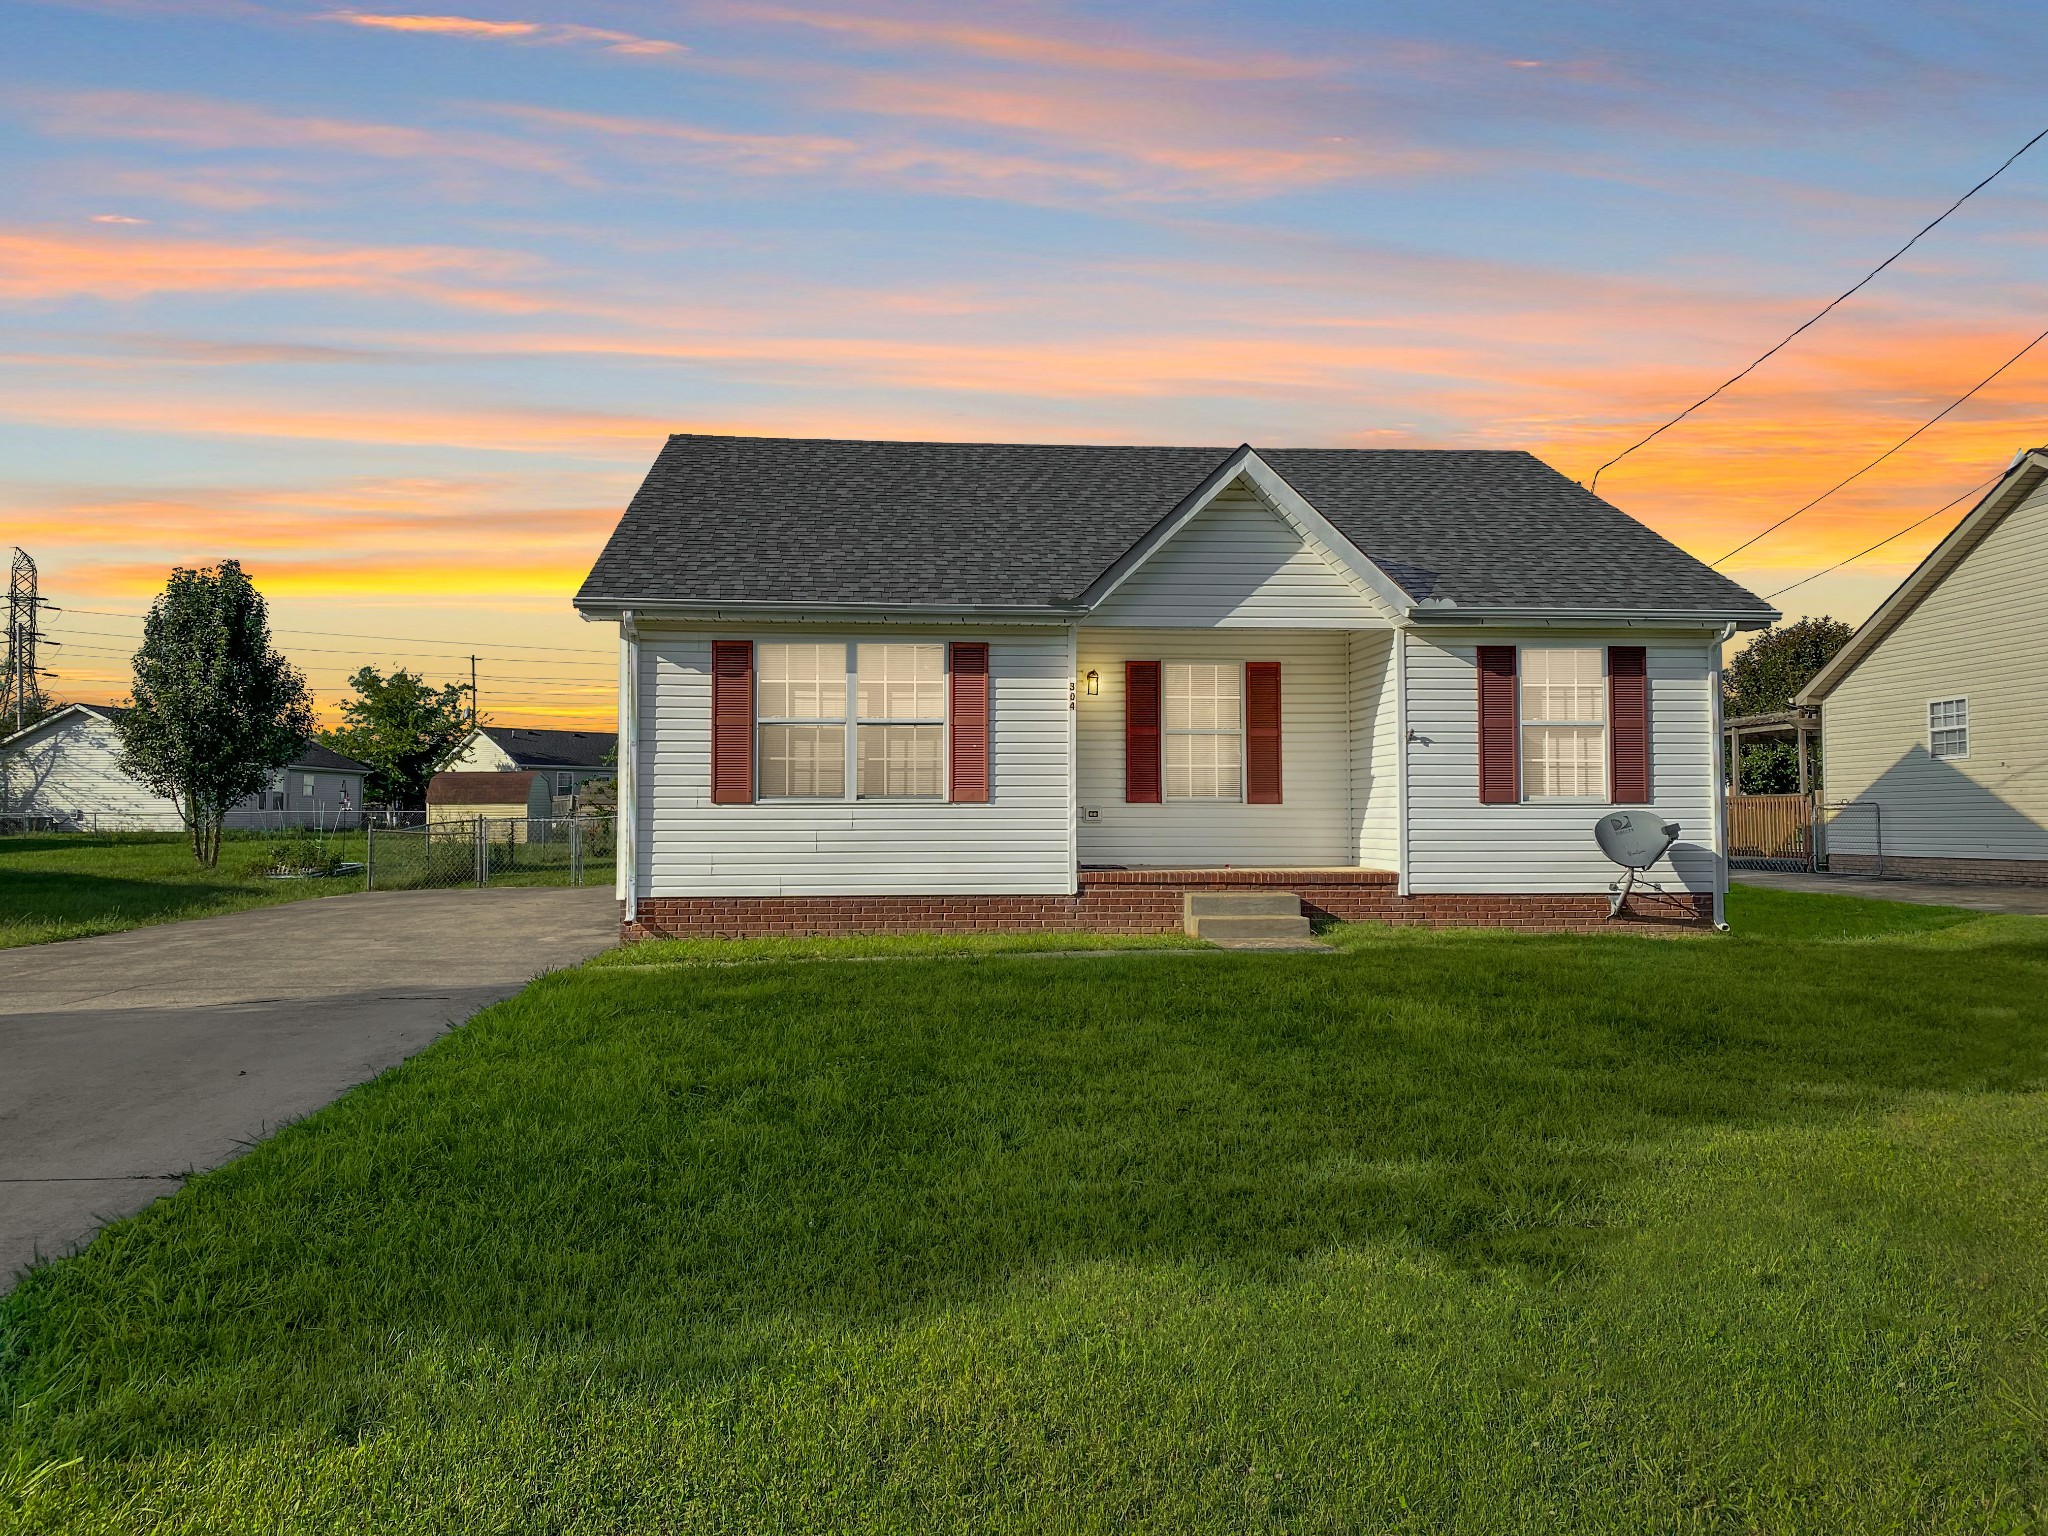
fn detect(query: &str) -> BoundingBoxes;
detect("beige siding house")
[578,435,1776,939]
[1798,447,2048,882]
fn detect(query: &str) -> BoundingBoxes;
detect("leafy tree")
[322,667,476,808]
[115,561,314,866]
[1723,616,1853,716]
[1723,616,1853,794]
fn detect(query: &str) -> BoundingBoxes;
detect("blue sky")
[4,0,2044,722]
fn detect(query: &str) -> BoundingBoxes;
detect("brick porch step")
[1183,890,1314,945]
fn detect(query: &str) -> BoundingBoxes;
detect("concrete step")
[1183,889,1303,922]
[1189,914,1315,944]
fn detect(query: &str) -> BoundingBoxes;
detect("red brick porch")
[624,867,1710,940]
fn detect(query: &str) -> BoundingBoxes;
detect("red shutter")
[1245,662,1282,804]
[1125,660,1162,803]
[710,640,754,805]
[1476,645,1519,805]
[948,642,990,803]
[1608,645,1649,804]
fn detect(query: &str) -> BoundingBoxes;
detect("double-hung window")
[857,643,945,797]
[758,642,847,798]
[1929,697,1968,759]
[1164,662,1242,801]
[756,641,947,800]
[1520,648,1606,799]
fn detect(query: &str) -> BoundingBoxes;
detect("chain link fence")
[365,815,615,891]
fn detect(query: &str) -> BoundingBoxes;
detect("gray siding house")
[0,703,371,830]
[577,435,1774,939]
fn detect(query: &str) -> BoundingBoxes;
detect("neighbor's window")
[302,774,316,796]
[1929,697,1969,759]
[1164,662,1242,801]
[556,771,574,794]
[757,642,847,798]
[1520,648,1607,799]
[856,643,945,798]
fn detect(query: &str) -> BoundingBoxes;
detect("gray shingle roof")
[476,726,616,771]
[575,435,1773,620]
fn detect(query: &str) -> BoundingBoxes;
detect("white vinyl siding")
[1822,476,2048,862]
[1402,630,1719,894]
[636,625,1073,896]
[0,711,183,826]
[1078,629,1351,867]
[1088,481,1391,629]
[1348,629,1399,870]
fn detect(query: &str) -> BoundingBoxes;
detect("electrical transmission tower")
[3,548,56,734]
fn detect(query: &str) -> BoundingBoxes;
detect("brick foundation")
[624,867,1712,940]
[1826,853,2048,886]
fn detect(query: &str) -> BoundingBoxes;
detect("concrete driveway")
[1734,870,2048,915]
[0,886,617,1285]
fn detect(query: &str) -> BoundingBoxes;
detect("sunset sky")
[5,1,2045,727]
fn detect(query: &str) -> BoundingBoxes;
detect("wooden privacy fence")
[1726,793,1814,870]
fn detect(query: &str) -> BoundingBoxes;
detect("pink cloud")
[316,10,686,55]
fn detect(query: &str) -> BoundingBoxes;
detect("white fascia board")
[1074,445,1413,622]
[1794,451,2048,706]
[576,599,1073,626]
[1404,610,1767,630]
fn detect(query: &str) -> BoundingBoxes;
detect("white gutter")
[1394,629,1412,897]
[616,610,640,922]
[1708,622,1734,931]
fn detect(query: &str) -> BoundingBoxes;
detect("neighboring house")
[425,769,553,832]
[0,703,370,829]
[576,435,1775,939]
[446,725,616,808]
[1796,446,2048,884]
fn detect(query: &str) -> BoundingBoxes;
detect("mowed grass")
[4,889,2048,1532]
[0,833,368,949]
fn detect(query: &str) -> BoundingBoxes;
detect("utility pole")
[469,654,478,726]
[2,548,57,734]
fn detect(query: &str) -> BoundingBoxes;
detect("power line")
[1709,323,2048,567]
[1762,472,2003,601]
[1588,122,2048,494]
[44,624,616,671]
[59,606,614,659]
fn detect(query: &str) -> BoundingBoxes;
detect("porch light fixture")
[1083,669,1099,696]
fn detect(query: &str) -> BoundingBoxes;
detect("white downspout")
[1708,623,1734,931]
[1394,628,1411,897]
[616,610,640,924]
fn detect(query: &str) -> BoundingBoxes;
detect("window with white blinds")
[755,641,947,799]
[1164,662,1242,801]
[1519,647,1607,800]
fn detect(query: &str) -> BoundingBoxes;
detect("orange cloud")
[0,226,546,308]
[27,89,586,181]
[317,10,686,54]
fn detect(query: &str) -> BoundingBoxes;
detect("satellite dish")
[1594,811,1682,918]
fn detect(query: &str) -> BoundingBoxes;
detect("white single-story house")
[0,703,371,831]
[575,436,1776,939]
[1796,446,2048,884]
[446,725,616,810]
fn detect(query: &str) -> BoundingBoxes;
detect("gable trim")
[0,702,115,754]
[1075,446,1412,623]
[1796,449,2048,705]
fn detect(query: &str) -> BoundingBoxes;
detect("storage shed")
[425,769,552,834]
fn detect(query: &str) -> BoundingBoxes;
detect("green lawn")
[0,832,369,949]
[0,827,616,948]
[4,887,2047,1532]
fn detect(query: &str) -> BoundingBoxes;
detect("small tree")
[116,561,314,866]
[1723,615,1853,793]
[322,667,475,809]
